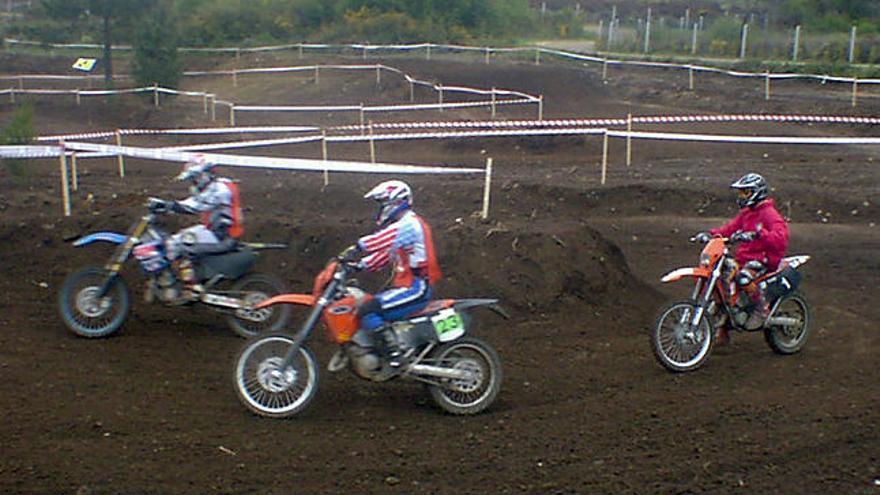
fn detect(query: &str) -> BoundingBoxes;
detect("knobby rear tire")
[426,336,503,415]
[763,292,811,355]
[226,273,292,338]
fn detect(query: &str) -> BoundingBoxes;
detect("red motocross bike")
[232,256,508,418]
[651,234,811,372]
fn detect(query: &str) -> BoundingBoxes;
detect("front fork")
[276,274,342,372]
[686,265,723,330]
[97,217,149,298]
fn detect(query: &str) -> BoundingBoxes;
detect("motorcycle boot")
[375,325,406,368]
[170,259,203,305]
[744,297,771,330]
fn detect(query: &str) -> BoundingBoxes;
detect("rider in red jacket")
[697,173,789,344]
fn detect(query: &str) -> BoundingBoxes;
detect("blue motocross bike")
[58,198,291,338]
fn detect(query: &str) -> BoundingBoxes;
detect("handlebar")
[689,232,753,244]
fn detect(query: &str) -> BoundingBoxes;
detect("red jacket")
[710,198,789,270]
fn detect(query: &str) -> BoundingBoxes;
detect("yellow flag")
[72,58,97,72]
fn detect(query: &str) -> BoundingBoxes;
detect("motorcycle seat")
[408,299,455,318]
[186,238,240,258]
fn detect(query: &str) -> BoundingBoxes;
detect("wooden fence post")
[491,87,496,119]
[59,145,71,217]
[321,131,329,187]
[481,158,493,220]
[71,152,78,191]
[369,122,376,163]
[852,78,859,107]
[601,130,609,185]
[626,114,633,166]
[115,130,125,178]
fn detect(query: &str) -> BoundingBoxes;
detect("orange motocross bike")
[651,234,811,372]
[232,255,508,418]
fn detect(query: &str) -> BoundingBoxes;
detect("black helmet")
[730,173,769,209]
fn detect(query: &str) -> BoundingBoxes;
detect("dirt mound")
[439,218,651,310]
[191,216,657,312]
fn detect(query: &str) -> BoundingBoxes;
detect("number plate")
[431,308,465,342]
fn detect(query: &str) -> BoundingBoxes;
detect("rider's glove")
[147,197,167,213]
[339,244,361,262]
[342,259,363,272]
[692,232,712,243]
[731,230,758,243]
[169,200,187,214]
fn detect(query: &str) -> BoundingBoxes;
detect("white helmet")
[364,180,412,226]
[176,154,216,193]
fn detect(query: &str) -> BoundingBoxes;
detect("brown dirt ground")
[0,50,878,495]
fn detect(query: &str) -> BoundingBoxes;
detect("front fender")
[253,293,315,309]
[660,266,711,283]
[73,232,130,247]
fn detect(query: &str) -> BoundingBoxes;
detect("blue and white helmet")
[364,180,412,226]
[176,154,217,193]
[730,173,769,209]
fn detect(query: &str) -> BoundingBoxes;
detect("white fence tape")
[2,62,540,111]
[606,130,880,145]
[7,38,880,86]
[58,142,484,175]
[9,128,880,162]
[34,126,321,142]
[0,145,64,158]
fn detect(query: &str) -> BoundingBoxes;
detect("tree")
[40,0,155,86]
[132,4,180,89]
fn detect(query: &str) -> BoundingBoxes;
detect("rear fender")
[73,232,129,247]
[783,255,810,269]
[452,298,510,319]
[253,293,315,309]
[660,267,711,283]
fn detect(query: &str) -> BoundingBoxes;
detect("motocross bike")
[232,256,508,418]
[58,198,292,338]
[651,233,811,372]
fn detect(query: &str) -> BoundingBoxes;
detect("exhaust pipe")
[767,316,800,327]
[408,364,473,380]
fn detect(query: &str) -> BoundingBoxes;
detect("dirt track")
[1,52,878,494]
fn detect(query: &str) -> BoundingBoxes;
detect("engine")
[346,343,382,380]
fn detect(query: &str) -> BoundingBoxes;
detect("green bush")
[1,104,35,178]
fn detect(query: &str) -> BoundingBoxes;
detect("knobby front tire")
[651,300,713,373]
[233,334,319,419]
[58,267,130,338]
